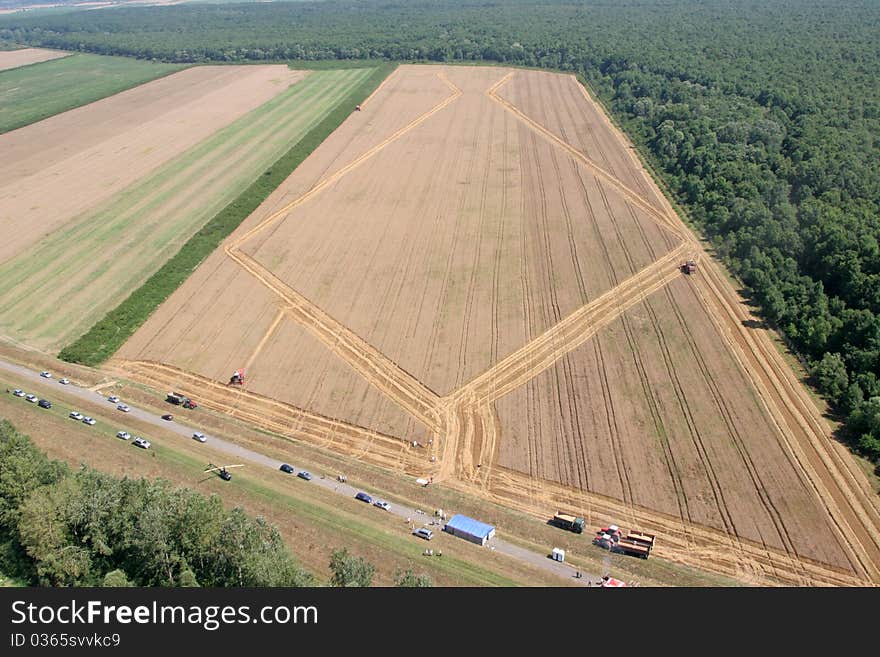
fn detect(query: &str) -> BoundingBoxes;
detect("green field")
[0,66,377,352]
[0,53,183,133]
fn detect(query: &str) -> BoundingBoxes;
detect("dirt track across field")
[0,48,68,71]
[115,65,880,586]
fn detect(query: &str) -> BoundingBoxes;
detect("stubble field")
[0,47,68,71]
[112,64,880,586]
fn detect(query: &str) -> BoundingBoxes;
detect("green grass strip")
[59,62,397,367]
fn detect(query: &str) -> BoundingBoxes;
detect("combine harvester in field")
[681,259,697,275]
[228,368,246,386]
[592,524,656,559]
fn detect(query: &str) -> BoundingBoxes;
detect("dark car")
[355,492,373,504]
[280,464,294,474]
[37,399,52,409]
[161,414,173,421]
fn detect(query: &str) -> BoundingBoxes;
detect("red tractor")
[228,368,245,386]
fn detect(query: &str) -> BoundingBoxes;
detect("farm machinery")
[228,368,246,386]
[592,524,656,559]
[166,391,197,409]
[681,259,697,275]
[551,512,586,534]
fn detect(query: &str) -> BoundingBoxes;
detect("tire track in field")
[693,260,880,581]
[488,74,686,242]
[547,146,591,491]
[663,281,808,582]
[620,195,761,578]
[584,172,690,535]
[602,182,748,560]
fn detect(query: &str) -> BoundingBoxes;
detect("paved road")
[1,358,601,587]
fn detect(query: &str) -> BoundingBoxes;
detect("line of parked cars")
[12,389,52,408]
[279,463,312,480]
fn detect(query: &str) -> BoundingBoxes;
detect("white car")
[107,395,120,403]
[82,417,96,426]
[117,404,130,412]
[25,394,38,403]
[116,431,131,440]
[132,437,151,449]
[39,371,51,379]
[373,500,391,511]
[58,378,70,385]
[192,432,207,443]
[69,411,84,421]
[12,389,25,397]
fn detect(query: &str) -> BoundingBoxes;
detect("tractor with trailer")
[166,392,197,409]
[592,524,656,559]
[551,512,586,534]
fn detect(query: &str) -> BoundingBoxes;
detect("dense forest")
[2,0,879,463]
[0,420,313,586]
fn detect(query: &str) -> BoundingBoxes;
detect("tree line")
[0,419,313,586]
[0,419,432,587]
[2,0,878,463]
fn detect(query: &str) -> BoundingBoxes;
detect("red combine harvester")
[681,260,697,275]
[600,575,627,588]
[228,368,245,386]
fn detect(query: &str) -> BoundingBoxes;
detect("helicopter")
[204,463,244,481]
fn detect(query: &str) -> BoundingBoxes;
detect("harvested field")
[496,70,666,212]
[242,65,679,395]
[0,53,183,134]
[114,64,880,585]
[0,67,375,350]
[0,47,68,71]
[494,276,851,570]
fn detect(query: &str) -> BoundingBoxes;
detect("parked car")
[373,500,391,511]
[192,432,207,443]
[38,399,52,409]
[279,463,294,474]
[116,431,131,440]
[297,471,313,481]
[412,528,434,540]
[161,414,173,421]
[132,438,151,449]
[69,411,84,420]
[39,371,51,379]
[355,492,373,504]
[82,416,96,426]
[107,395,120,403]
[117,404,130,413]
[58,378,70,385]
[12,389,25,397]
[25,394,37,403]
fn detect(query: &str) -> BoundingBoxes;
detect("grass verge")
[59,62,397,366]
